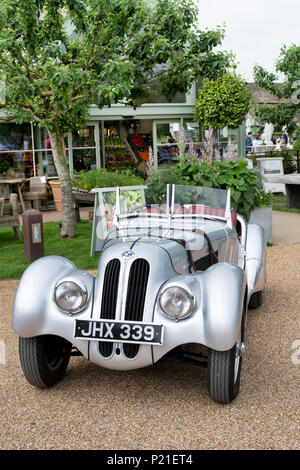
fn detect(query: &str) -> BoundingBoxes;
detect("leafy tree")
[0,0,233,237]
[194,72,252,163]
[252,102,297,133]
[253,44,300,133]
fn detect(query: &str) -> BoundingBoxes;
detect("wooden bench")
[264,174,300,208]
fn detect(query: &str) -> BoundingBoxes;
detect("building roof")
[247,83,289,105]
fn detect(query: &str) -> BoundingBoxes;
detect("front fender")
[12,256,94,344]
[245,224,266,296]
[153,262,247,363]
[201,263,247,351]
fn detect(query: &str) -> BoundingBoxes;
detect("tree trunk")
[47,127,76,238]
[207,128,216,165]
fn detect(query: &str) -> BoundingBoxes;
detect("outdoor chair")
[23,177,48,211]
[0,197,4,216]
[0,193,22,240]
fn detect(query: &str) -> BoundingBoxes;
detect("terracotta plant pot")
[49,181,62,212]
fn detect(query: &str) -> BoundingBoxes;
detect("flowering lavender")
[223,137,238,162]
[197,144,206,162]
[146,146,155,176]
[186,139,195,158]
[178,127,186,158]
[214,148,222,162]
[198,132,238,163]
[147,126,237,180]
[177,126,206,164]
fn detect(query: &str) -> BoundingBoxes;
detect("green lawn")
[272,193,300,214]
[0,220,100,279]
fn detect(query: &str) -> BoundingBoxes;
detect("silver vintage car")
[13,184,266,404]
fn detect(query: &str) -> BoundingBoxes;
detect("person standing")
[245,131,253,154]
[282,130,288,146]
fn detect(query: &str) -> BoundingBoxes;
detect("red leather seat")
[176,205,237,227]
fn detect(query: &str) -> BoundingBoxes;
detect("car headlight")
[159,286,194,320]
[55,281,87,314]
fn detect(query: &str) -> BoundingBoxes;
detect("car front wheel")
[19,335,72,388]
[207,334,245,404]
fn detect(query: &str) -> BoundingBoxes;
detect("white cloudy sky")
[197,0,299,81]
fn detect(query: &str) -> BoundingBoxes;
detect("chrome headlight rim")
[54,281,88,314]
[159,284,195,321]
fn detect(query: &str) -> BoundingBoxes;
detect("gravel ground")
[0,244,299,450]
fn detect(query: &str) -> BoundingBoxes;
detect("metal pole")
[31,122,36,177]
[238,121,246,158]
[101,121,105,168]
[95,121,101,169]
[152,120,158,169]
[68,132,73,175]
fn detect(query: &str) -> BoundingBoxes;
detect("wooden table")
[0,178,27,213]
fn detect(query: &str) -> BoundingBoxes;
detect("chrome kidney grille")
[98,259,121,358]
[98,258,150,359]
[123,259,150,358]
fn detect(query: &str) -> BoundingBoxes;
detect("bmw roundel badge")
[123,250,134,258]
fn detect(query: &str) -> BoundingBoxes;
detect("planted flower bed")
[71,169,145,204]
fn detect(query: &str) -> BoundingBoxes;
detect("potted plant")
[49,180,62,212]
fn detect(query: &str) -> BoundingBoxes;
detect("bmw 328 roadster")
[13,184,266,403]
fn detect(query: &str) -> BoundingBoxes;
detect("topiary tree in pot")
[194,72,253,164]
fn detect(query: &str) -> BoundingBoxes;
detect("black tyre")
[248,290,263,309]
[208,342,243,404]
[208,300,246,404]
[19,335,72,388]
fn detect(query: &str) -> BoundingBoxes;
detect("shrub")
[283,152,297,174]
[254,190,273,208]
[71,169,145,191]
[147,156,271,220]
[293,137,300,157]
[146,169,189,204]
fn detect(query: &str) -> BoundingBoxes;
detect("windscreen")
[172,185,229,218]
[94,184,230,252]
[118,186,169,217]
[99,184,229,235]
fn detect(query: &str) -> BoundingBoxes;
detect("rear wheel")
[248,291,263,309]
[19,335,72,388]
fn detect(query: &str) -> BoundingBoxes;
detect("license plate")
[74,319,164,346]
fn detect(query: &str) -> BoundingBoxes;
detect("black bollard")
[22,209,45,261]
